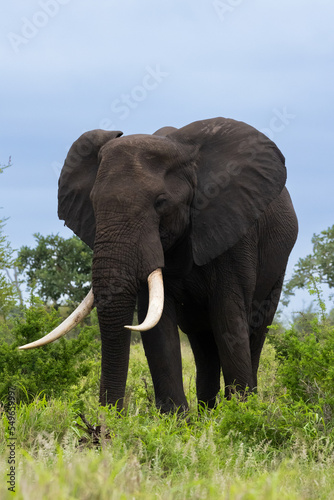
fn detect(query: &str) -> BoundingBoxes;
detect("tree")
[0,221,17,319]
[17,233,92,307]
[0,159,18,319]
[283,225,334,305]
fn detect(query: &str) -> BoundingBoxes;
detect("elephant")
[19,117,298,413]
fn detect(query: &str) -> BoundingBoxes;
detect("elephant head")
[19,118,287,408]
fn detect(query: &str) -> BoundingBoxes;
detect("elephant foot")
[76,413,110,446]
[156,398,189,415]
[224,384,251,401]
[198,395,218,412]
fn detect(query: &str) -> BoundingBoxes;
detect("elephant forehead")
[100,134,196,170]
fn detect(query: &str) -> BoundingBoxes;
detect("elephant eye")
[154,195,168,212]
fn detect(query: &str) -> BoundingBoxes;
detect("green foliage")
[17,233,92,307]
[0,212,333,497]
[283,224,334,305]
[268,278,334,424]
[1,446,333,499]
[0,161,18,319]
[1,302,334,498]
[0,294,100,404]
[268,317,334,415]
[0,234,17,320]
[1,395,77,450]
[1,390,334,499]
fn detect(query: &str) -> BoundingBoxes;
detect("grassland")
[1,336,334,499]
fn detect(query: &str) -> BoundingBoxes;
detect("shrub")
[268,311,334,423]
[0,294,100,404]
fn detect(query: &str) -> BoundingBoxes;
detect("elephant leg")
[138,288,188,413]
[187,329,221,409]
[210,297,254,398]
[250,272,285,388]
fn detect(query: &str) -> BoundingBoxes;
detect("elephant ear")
[58,129,123,248]
[168,118,287,266]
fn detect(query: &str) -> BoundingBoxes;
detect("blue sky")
[1,1,333,314]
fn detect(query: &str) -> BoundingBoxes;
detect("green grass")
[1,341,334,499]
[1,445,334,499]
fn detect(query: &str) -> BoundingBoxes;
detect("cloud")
[1,0,333,297]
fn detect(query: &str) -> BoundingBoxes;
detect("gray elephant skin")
[57,117,298,412]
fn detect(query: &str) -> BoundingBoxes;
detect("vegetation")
[0,294,100,404]
[0,191,334,497]
[0,161,19,320]
[17,233,92,307]
[1,318,334,498]
[283,224,334,305]
[0,220,17,320]
[0,291,334,497]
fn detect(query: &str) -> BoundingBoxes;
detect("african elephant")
[19,117,298,412]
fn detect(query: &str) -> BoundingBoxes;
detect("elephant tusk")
[18,289,94,350]
[125,268,164,332]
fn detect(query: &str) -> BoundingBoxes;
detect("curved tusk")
[18,289,94,350]
[125,268,164,332]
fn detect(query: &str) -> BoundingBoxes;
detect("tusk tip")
[18,342,39,350]
[124,324,155,332]
[124,323,154,332]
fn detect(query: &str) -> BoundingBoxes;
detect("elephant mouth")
[18,268,164,350]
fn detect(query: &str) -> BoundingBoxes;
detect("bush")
[268,311,334,423]
[0,294,100,404]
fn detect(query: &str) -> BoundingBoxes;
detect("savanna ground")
[1,294,334,499]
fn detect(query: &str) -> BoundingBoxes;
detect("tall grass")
[1,335,334,499]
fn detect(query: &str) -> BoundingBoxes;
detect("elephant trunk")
[19,212,165,408]
[94,283,135,407]
[92,229,164,407]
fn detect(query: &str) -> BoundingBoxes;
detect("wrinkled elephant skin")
[55,118,298,411]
